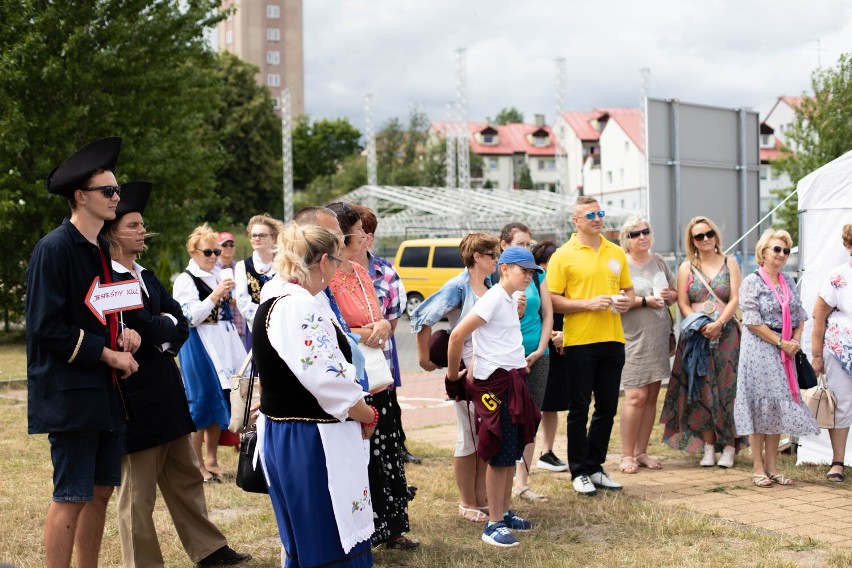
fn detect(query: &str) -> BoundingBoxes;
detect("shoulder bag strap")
[242,294,289,429]
[690,262,724,306]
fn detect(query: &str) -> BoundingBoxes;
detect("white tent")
[795,149,852,465]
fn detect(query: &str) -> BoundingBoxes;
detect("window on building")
[272,97,280,110]
[225,30,233,45]
[625,141,629,152]
[619,169,624,183]
[606,171,613,184]
[760,165,768,180]
[488,158,498,170]
[482,134,497,145]
[761,134,770,146]
[267,51,280,65]
[532,135,548,147]
[266,4,280,18]
[266,28,280,41]
[267,73,281,87]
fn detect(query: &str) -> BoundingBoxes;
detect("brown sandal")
[635,453,662,469]
[620,456,639,474]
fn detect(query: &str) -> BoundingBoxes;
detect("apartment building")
[216,0,305,116]
[430,116,558,190]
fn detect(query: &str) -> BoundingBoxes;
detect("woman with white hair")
[811,223,852,483]
[734,229,819,487]
[618,217,677,473]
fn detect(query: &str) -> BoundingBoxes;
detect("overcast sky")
[301,0,852,128]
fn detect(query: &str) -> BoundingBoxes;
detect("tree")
[517,165,534,189]
[0,0,227,322]
[212,52,282,223]
[494,107,525,125]
[772,53,852,243]
[292,117,362,190]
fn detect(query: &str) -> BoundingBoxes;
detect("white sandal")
[458,505,488,522]
[512,485,549,502]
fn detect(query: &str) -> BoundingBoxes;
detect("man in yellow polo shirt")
[548,196,635,496]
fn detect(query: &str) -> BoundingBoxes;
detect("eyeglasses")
[480,251,498,259]
[692,230,716,242]
[627,228,651,239]
[770,245,791,256]
[81,185,121,198]
[196,248,222,257]
[583,210,606,220]
[329,254,343,266]
[220,242,235,248]
[250,233,270,240]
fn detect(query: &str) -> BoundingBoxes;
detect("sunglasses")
[583,210,606,220]
[627,228,651,239]
[81,185,121,198]
[480,251,499,259]
[692,229,716,242]
[220,242,236,248]
[196,248,222,257]
[769,245,791,256]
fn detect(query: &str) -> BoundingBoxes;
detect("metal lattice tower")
[554,57,569,197]
[281,89,294,222]
[445,102,457,188]
[639,68,651,216]
[364,94,378,188]
[455,48,471,190]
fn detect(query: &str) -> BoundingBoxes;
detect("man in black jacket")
[105,181,250,567]
[27,137,141,568]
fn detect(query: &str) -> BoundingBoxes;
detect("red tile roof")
[559,107,644,153]
[430,122,556,156]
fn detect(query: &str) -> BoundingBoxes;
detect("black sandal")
[386,535,420,550]
[826,461,845,483]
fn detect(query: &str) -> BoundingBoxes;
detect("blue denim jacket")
[680,311,713,404]
[411,269,491,333]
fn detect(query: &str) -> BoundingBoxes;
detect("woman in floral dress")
[734,229,819,487]
[812,223,852,483]
[661,216,745,467]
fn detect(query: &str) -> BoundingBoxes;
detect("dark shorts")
[48,428,123,502]
[488,398,523,467]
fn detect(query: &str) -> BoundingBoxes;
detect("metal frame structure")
[341,185,633,241]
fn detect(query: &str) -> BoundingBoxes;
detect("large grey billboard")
[646,98,761,260]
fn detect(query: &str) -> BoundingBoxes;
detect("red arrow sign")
[84,277,144,325]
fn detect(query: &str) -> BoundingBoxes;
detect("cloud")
[303,0,852,126]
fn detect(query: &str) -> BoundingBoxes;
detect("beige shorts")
[454,400,478,457]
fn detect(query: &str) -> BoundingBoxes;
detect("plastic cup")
[653,285,666,298]
[610,294,622,313]
[220,268,234,282]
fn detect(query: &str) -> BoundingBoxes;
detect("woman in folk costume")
[255,222,376,568]
[234,213,284,349]
[174,223,247,482]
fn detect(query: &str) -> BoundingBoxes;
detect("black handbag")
[235,365,268,494]
[796,351,818,390]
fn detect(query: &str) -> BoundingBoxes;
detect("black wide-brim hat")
[101,181,153,232]
[46,137,122,198]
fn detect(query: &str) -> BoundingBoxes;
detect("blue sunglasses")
[583,210,606,220]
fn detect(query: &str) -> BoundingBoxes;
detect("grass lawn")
[4,387,852,567]
[0,331,26,381]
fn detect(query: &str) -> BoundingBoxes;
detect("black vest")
[254,295,354,421]
[245,257,273,304]
[184,270,221,323]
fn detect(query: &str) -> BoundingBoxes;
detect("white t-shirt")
[470,285,526,380]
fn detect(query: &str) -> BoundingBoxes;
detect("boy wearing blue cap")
[447,246,542,547]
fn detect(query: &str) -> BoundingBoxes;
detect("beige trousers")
[117,434,228,567]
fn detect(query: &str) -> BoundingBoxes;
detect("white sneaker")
[699,444,717,467]
[588,470,623,491]
[571,475,598,496]
[717,446,735,468]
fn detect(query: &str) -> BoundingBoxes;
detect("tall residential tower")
[216,0,305,116]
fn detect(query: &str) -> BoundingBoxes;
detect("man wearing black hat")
[105,182,251,567]
[26,137,141,568]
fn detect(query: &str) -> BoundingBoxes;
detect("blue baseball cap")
[498,246,544,273]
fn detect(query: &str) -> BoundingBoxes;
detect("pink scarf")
[757,267,799,403]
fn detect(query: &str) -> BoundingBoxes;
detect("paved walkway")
[397,370,852,550]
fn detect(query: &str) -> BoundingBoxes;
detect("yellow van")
[394,238,464,317]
